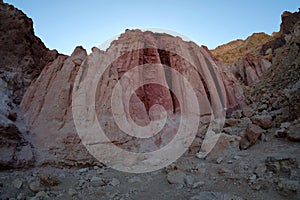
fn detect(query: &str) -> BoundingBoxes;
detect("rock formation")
[21,29,245,167]
[0,2,57,169]
[21,47,99,167]
[212,33,273,86]
[1,2,300,199]
[0,2,57,104]
[249,17,300,123]
[211,32,273,66]
[212,10,300,87]
[261,10,300,56]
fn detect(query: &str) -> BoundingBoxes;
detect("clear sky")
[4,0,300,55]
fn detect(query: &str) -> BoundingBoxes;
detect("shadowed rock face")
[261,10,300,56]
[249,20,300,122]
[21,29,245,166]
[0,2,57,169]
[0,2,58,104]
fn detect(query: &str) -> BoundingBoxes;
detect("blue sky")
[5,0,300,55]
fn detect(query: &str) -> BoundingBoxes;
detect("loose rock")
[251,114,273,129]
[29,180,44,193]
[90,176,106,187]
[109,178,120,186]
[240,124,265,149]
[190,191,243,200]
[167,170,187,185]
[39,173,60,187]
[265,155,298,174]
[68,188,78,196]
[12,178,23,189]
[276,178,299,197]
[286,124,300,141]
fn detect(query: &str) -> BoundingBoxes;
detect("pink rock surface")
[21,30,245,166]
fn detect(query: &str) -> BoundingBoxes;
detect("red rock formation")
[21,47,99,166]
[232,54,272,86]
[21,29,245,166]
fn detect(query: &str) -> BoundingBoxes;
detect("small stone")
[17,193,25,200]
[265,155,298,174]
[29,180,43,193]
[8,111,17,121]
[12,178,23,189]
[274,128,287,138]
[260,133,267,142]
[167,170,186,185]
[15,145,34,164]
[218,168,231,175]
[90,176,106,187]
[216,157,223,164]
[276,178,299,196]
[280,122,291,129]
[242,107,254,117]
[192,181,205,189]
[110,178,120,186]
[233,155,242,160]
[225,118,240,126]
[78,180,86,187]
[96,168,105,175]
[58,173,66,179]
[78,168,89,173]
[251,114,273,129]
[68,188,78,196]
[258,104,268,111]
[238,117,252,128]
[35,191,48,198]
[232,110,243,119]
[184,175,194,187]
[254,164,267,178]
[128,176,142,183]
[190,192,243,200]
[39,173,60,187]
[248,174,257,181]
[287,124,300,142]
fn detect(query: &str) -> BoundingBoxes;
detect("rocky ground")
[0,127,299,200]
[0,2,300,200]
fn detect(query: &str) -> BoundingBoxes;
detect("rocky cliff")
[249,18,300,123]
[211,9,300,125]
[211,32,273,66]
[212,9,300,87]
[0,2,57,169]
[20,29,245,167]
[1,3,300,199]
[212,33,273,86]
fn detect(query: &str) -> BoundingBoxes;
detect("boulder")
[198,133,241,160]
[286,123,300,141]
[251,114,273,129]
[240,124,265,149]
